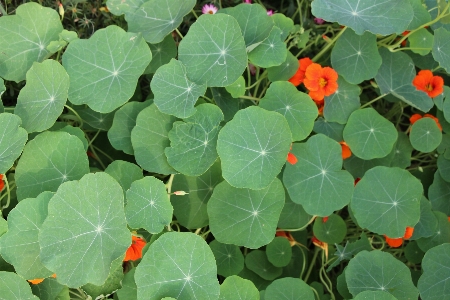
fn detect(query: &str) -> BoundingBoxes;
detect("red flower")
[124,236,146,261]
[339,141,351,159]
[322,216,329,223]
[403,226,414,240]
[304,63,338,102]
[0,174,4,192]
[288,57,313,87]
[276,230,296,246]
[412,70,444,98]
[286,144,298,165]
[384,226,415,247]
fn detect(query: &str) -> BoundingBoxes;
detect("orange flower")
[0,174,4,191]
[288,57,313,86]
[312,235,328,259]
[409,113,422,125]
[339,141,352,159]
[384,236,403,248]
[286,144,298,165]
[322,216,329,223]
[400,31,409,47]
[409,113,442,131]
[28,274,56,285]
[403,226,414,240]
[412,70,444,98]
[304,63,338,102]
[123,236,146,261]
[276,230,296,246]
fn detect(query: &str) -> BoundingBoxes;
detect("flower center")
[319,78,327,88]
[425,83,433,91]
[207,10,214,14]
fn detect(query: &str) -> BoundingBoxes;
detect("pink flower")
[243,0,252,3]
[314,18,325,24]
[267,10,274,16]
[202,4,218,14]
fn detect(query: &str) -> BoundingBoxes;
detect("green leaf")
[59,29,79,44]
[323,76,361,124]
[407,0,431,30]
[351,166,422,237]
[297,29,311,49]
[126,0,195,44]
[418,243,450,300]
[58,125,89,151]
[104,160,144,199]
[225,76,246,98]
[14,60,69,133]
[219,3,273,47]
[131,104,178,174]
[281,244,306,279]
[63,25,151,113]
[390,132,414,168]
[417,211,450,252]
[171,160,223,229]
[283,134,354,216]
[178,14,248,87]
[211,87,252,122]
[0,113,28,174]
[345,250,418,299]
[106,0,146,16]
[151,59,207,118]
[116,268,137,300]
[331,29,382,84]
[411,196,439,240]
[0,2,63,82]
[313,117,345,141]
[125,176,173,234]
[238,267,271,291]
[217,106,291,189]
[0,271,39,300]
[165,104,223,175]
[210,240,244,277]
[145,35,177,74]
[46,40,67,53]
[404,241,425,264]
[408,28,433,55]
[313,214,347,244]
[245,250,282,280]
[248,27,287,68]
[353,291,397,300]
[432,28,450,73]
[0,192,53,280]
[429,171,450,215]
[343,147,393,178]
[311,0,413,35]
[438,154,450,182]
[265,277,315,300]
[328,233,372,271]
[267,51,299,82]
[337,270,353,299]
[259,81,318,142]
[272,13,295,41]
[15,131,89,200]
[277,192,312,229]
[81,257,124,299]
[39,172,131,288]
[31,278,69,300]
[343,108,398,159]
[410,117,442,153]
[375,48,433,112]
[266,237,292,267]
[77,105,117,131]
[135,232,220,300]
[219,275,259,300]
[207,178,285,249]
[108,101,152,154]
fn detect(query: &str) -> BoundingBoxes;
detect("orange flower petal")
[28,278,45,284]
[428,75,444,98]
[305,63,323,81]
[287,152,298,165]
[339,141,352,159]
[276,230,296,246]
[308,89,325,102]
[323,80,339,96]
[123,236,147,261]
[409,114,422,125]
[384,235,403,248]
[403,226,414,240]
[322,67,338,82]
[299,57,313,72]
[322,216,329,223]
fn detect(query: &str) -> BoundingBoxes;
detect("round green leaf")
[219,3,273,47]
[225,76,246,98]
[104,160,143,199]
[15,131,89,200]
[267,51,299,82]
[0,2,63,82]
[375,48,433,112]
[343,108,398,159]
[272,13,295,41]
[0,113,28,174]
[106,0,145,16]
[265,277,314,300]
[429,171,450,215]
[283,134,354,217]
[248,27,287,68]
[311,0,413,35]
[277,191,312,229]
[39,172,131,288]
[145,35,177,74]
[390,132,413,169]
[165,104,223,175]
[323,76,361,124]
[328,233,372,270]
[266,237,292,267]
[313,117,345,141]
[409,28,433,55]
[63,25,151,113]
[207,178,285,249]
[238,267,271,291]
[432,28,450,73]
[404,241,425,264]
[108,101,152,155]
[116,268,137,300]
[331,29,382,84]
[343,150,393,179]
[245,250,282,280]
[219,275,259,300]
[408,0,431,30]
[81,257,124,299]
[0,192,53,280]
[125,176,173,234]
[31,277,69,300]
[410,117,442,153]
[151,59,207,118]
[178,14,247,87]
[14,60,69,133]
[353,290,397,300]
[210,240,244,277]
[437,154,450,182]
[58,124,89,151]
[337,270,352,299]
[313,214,347,244]
[351,166,422,237]
[417,211,450,252]
[345,250,418,299]
[171,160,223,229]
[131,104,178,174]
[259,81,318,142]
[217,106,291,189]
[411,196,439,240]
[135,232,220,300]
[0,271,39,300]
[418,243,450,300]
[126,0,195,44]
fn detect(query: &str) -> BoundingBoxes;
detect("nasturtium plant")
[2,0,450,298]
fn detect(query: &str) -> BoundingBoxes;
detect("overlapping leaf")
[313,214,347,244]
[219,275,259,300]
[266,237,292,267]
[323,77,360,124]
[116,268,137,300]
[31,278,69,300]
[267,51,299,82]
[409,28,433,56]
[245,250,281,280]
[418,243,450,300]
[104,160,143,199]
[416,211,450,252]
[277,192,312,229]
[145,35,177,74]
[265,278,314,300]
[248,27,287,68]
[411,196,439,240]
[81,257,124,299]
[410,117,442,153]
[225,76,245,98]
[106,0,147,17]
[313,117,345,141]
[0,271,39,300]
[211,87,252,122]
[432,28,450,73]
[0,113,28,174]
[210,240,245,277]
[77,106,117,131]
[429,171,450,215]
[408,0,431,30]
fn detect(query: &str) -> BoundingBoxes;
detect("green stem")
[390,47,432,52]
[359,94,387,109]
[191,9,198,19]
[278,216,316,232]
[91,145,114,163]
[240,95,260,102]
[312,26,347,62]
[303,247,320,282]
[1,175,11,211]
[88,129,101,147]
[63,105,84,128]
[175,28,184,39]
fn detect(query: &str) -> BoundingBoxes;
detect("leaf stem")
[1,175,11,211]
[277,215,316,232]
[240,95,261,102]
[359,94,387,109]
[312,26,347,63]
[175,28,184,39]
[303,247,319,282]
[63,105,84,128]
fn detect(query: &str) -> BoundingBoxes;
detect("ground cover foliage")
[0,0,450,299]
